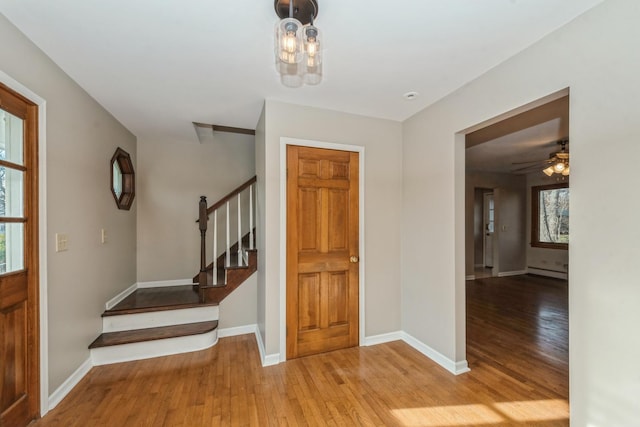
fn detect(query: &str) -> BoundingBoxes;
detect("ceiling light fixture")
[542,140,570,177]
[274,0,322,87]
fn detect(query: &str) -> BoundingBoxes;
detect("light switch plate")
[56,233,68,252]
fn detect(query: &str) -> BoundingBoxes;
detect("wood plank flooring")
[34,274,568,426]
[104,286,214,316]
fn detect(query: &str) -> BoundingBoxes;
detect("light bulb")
[562,166,570,176]
[543,166,554,176]
[276,18,303,65]
[554,162,565,173]
[284,31,297,53]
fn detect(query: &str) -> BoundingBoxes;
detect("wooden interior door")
[286,145,359,359]
[0,83,40,426]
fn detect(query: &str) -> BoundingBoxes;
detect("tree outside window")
[531,183,569,249]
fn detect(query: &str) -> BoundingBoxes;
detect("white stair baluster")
[237,193,242,265]
[226,201,230,268]
[212,209,218,285]
[249,184,254,250]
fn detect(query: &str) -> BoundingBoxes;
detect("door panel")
[0,83,39,426]
[287,146,359,359]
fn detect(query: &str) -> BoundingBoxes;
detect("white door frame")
[279,137,365,361]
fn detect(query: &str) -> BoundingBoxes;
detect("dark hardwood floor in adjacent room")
[466,274,569,399]
[34,274,568,426]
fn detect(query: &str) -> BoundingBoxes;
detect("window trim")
[531,183,569,250]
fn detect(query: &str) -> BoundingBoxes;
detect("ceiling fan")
[511,139,570,176]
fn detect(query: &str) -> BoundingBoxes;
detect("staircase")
[89,177,257,365]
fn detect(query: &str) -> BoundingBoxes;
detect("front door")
[0,83,40,426]
[286,145,359,359]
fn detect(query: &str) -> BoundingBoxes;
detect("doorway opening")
[463,89,570,408]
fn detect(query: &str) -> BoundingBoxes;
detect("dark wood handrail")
[206,176,257,216]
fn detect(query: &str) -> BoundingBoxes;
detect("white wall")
[136,136,255,281]
[402,0,640,424]
[258,100,403,358]
[1,15,137,395]
[255,106,267,345]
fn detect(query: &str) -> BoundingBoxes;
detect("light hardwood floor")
[33,275,568,426]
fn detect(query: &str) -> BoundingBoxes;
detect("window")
[531,183,569,249]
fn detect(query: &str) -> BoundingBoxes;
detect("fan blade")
[511,158,551,165]
[511,163,550,172]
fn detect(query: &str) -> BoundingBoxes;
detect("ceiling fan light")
[562,166,570,176]
[543,166,554,176]
[553,162,566,173]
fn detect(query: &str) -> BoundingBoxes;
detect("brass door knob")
[350,256,359,263]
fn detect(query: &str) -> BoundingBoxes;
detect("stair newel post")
[249,184,254,250]
[198,196,208,287]
[237,193,242,265]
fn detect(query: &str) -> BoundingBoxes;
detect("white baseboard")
[105,283,136,310]
[219,324,258,338]
[364,331,403,346]
[465,275,476,281]
[254,328,280,366]
[497,270,527,277]
[401,332,470,375]
[136,278,193,288]
[48,357,92,410]
[527,267,568,280]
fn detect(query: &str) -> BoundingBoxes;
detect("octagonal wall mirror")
[110,147,135,210]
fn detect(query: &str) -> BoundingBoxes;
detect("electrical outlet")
[56,233,68,252]
[101,229,107,244]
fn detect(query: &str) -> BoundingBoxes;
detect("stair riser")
[103,306,219,332]
[90,329,218,365]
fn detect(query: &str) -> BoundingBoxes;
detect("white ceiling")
[0,1,602,144]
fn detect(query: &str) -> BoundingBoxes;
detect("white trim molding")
[401,332,470,375]
[465,275,476,281]
[136,278,193,288]
[105,283,137,310]
[218,324,258,338]
[90,329,219,366]
[364,331,403,346]
[48,358,92,410]
[254,327,280,366]
[279,137,366,362]
[497,270,528,278]
[527,267,568,280]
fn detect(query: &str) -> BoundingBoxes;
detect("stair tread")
[104,286,217,317]
[89,320,218,349]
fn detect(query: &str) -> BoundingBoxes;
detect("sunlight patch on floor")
[493,399,569,422]
[391,399,569,426]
